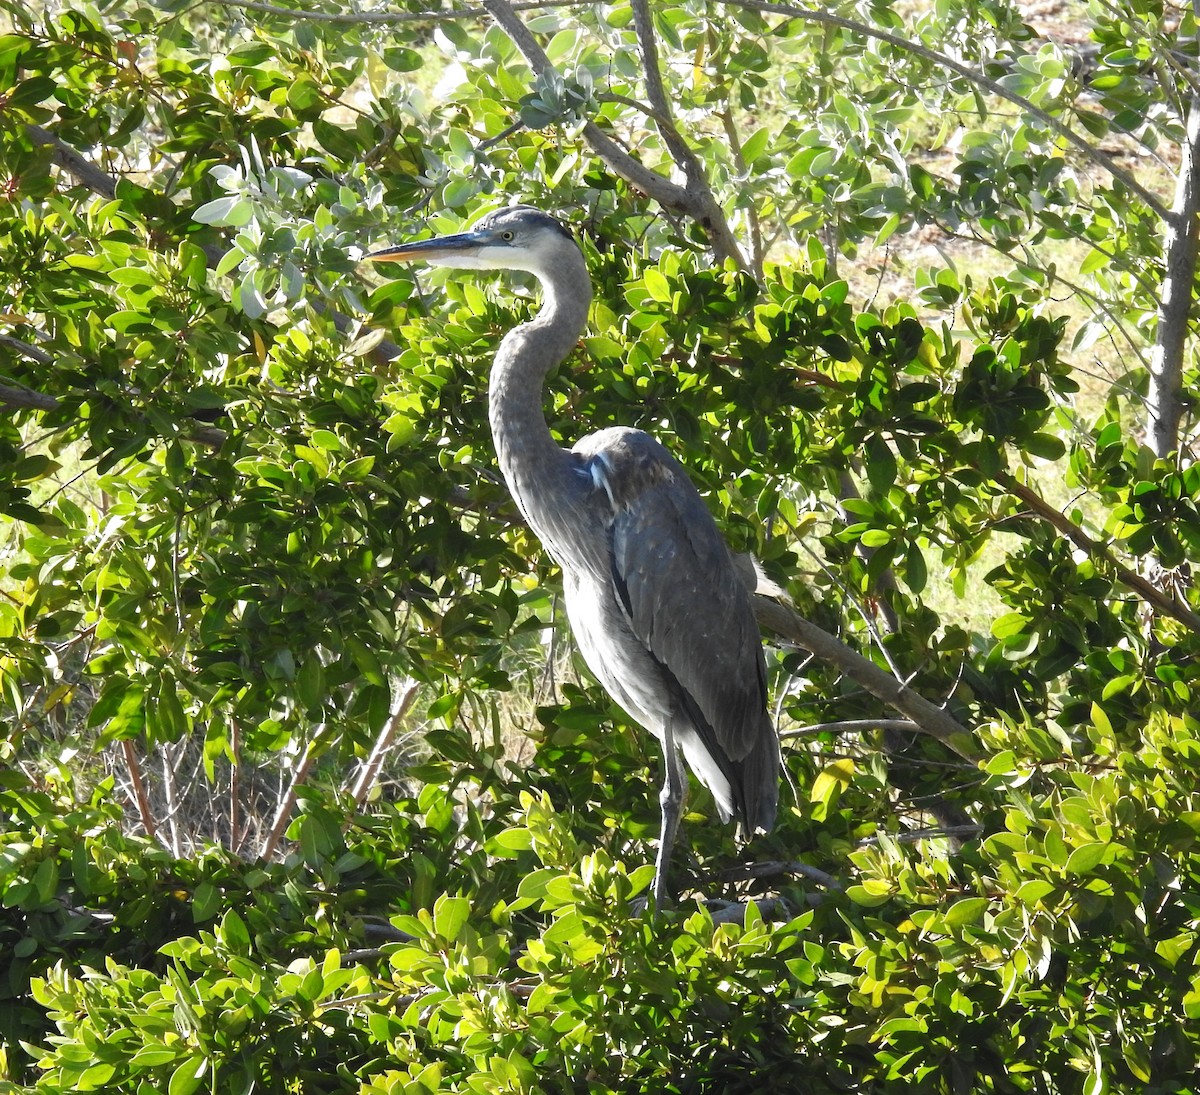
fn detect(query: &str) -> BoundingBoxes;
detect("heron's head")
[362,205,579,279]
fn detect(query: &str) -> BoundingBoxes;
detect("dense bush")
[4,0,1200,1090]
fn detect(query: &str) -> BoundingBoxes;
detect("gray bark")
[1148,93,1200,459]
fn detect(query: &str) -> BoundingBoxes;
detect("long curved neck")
[489,254,592,539]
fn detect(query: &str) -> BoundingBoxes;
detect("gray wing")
[577,428,770,763]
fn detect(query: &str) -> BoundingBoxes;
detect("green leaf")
[433,895,470,943]
[1014,879,1056,904]
[643,267,671,303]
[864,434,897,493]
[740,126,771,163]
[1064,842,1109,875]
[192,880,221,922]
[382,47,423,71]
[491,827,533,852]
[991,612,1030,640]
[846,882,892,907]
[943,896,988,928]
[167,1056,205,1095]
[194,196,253,226]
[809,758,854,821]
[343,634,386,686]
[220,908,252,952]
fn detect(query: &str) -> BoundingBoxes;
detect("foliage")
[3,0,1200,1090]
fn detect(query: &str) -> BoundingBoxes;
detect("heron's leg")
[653,716,688,907]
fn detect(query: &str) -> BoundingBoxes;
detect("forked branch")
[481,0,750,270]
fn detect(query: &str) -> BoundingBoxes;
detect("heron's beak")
[362,230,487,265]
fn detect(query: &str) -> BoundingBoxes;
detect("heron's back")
[544,427,779,833]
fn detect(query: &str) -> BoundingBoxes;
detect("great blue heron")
[364,205,779,906]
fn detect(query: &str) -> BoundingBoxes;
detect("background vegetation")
[3,0,1200,1090]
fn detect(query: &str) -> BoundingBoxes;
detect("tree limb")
[202,0,581,26]
[481,0,750,270]
[995,470,1200,631]
[346,679,420,817]
[260,732,322,861]
[119,739,160,842]
[1148,91,1200,459]
[28,124,118,201]
[628,0,748,269]
[709,859,843,889]
[0,376,60,415]
[856,824,981,847]
[751,595,980,760]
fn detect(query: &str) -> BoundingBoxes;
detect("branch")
[995,471,1200,631]
[726,0,1170,221]
[346,679,419,816]
[709,859,843,889]
[119,740,159,842]
[703,896,796,923]
[628,0,748,269]
[856,824,981,847]
[0,377,59,415]
[752,596,980,760]
[481,0,750,270]
[28,124,118,200]
[260,732,323,861]
[0,339,228,447]
[1148,91,1200,458]
[780,717,929,740]
[200,0,582,26]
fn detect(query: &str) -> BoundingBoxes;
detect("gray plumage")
[366,206,779,905]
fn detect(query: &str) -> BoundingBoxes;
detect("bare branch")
[347,679,420,815]
[261,732,324,861]
[855,824,982,847]
[119,740,160,842]
[481,0,750,270]
[752,596,979,760]
[27,124,118,200]
[0,334,52,368]
[709,859,843,889]
[628,0,748,269]
[780,717,928,740]
[702,896,796,923]
[1148,92,1200,458]
[0,378,59,414]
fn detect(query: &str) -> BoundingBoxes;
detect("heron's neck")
[488,271,592,530]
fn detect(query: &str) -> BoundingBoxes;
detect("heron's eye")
[501,230,514,241]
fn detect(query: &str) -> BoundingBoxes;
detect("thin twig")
[120,739,160,842]
[780,717,927,740]
[347,679,420,816]
[261,730,325,860]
